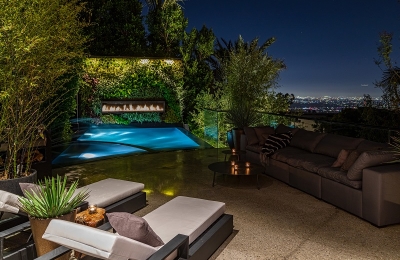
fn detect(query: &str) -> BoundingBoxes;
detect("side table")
[75,207,106,227]
[74,207,106,259]
[208,161,264,189]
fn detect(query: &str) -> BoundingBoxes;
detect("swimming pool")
[52,126,204,166]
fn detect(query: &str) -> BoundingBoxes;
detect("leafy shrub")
[121,113,161,123]
[100,114,130,125]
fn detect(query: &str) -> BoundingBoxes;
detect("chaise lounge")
[37,196,233,260]
[1,178,147,260]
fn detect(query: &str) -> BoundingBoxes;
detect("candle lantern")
[88,204,97,214]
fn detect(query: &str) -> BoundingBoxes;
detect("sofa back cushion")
[275,124,299,135]
[243,127,259,146]
[290,129,326,153]
[356,140,391,153]
[253,126,275,145]
[347,150,396,180]
[314,134,364,158]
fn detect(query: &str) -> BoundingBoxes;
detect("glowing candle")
[232,148,236,153]
[245,162,250,167]
[231,161,235,166]
[88,204,97,214]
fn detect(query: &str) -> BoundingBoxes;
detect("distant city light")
[290,96,383,113]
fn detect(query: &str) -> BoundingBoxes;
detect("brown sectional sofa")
[240,124,400,227]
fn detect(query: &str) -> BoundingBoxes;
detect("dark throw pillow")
[340,150,360,171]
[331,149,352,168]
[107,212,164,247]
[261,131,293,157]
[19,183,42,197]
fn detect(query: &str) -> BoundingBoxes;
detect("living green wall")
[79,57,184,124]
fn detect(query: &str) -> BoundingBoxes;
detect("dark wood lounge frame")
[1,191,146,260]
[34,213,233,260]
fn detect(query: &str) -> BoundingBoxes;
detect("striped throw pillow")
[261,131,293,156]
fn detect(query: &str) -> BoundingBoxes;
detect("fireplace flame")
[102,104,164,112]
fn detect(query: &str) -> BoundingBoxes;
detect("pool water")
[52,126,203,166]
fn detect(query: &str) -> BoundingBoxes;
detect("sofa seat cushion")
[347,150,396,181]
[271,146,306,163]
[74,178,144,208]
[246,144,262,154]
[318,167,362,189]
[143,196,225,245]
[286,153,335,173]
[290,129,326,153]
[313,134,363,158]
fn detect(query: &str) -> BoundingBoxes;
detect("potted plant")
[0,0,88,191]
[18,175,89,259]
[218,36,285,150]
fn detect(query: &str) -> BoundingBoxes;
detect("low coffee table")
[208,161,264,189]
[221,149,246,161]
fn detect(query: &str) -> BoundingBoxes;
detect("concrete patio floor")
[54,148,400,260]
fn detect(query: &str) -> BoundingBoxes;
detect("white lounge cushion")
[43,196,226,260]
[43,219,157,260]
[143,196,225,244]
[74,178,144,208]
[0,190,21,213]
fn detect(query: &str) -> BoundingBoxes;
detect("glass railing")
[203,109,398,148]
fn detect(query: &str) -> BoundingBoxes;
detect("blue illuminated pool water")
[52,126,202,166]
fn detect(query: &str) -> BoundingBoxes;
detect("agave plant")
[18,175,89,219]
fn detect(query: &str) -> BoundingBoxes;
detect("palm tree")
[208,36,282,83]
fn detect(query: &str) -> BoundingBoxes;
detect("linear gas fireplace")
[101,100,165,113]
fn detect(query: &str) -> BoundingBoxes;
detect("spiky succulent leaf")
[18,175,89,219]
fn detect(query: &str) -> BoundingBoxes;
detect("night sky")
[145,0,400,97]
